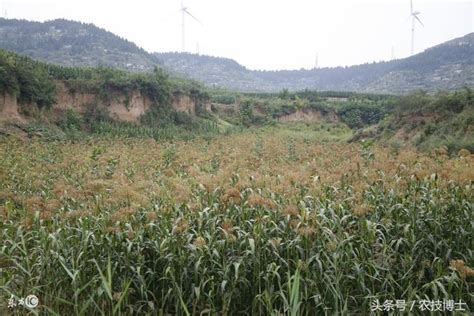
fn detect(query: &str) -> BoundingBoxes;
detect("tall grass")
[88,120,220,142]
[0,132,472,314]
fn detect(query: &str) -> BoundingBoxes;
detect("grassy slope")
[351,89,474,153]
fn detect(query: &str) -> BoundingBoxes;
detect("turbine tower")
[410,0,424,55]
[180,1,202,52]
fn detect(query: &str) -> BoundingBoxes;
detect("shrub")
[0,50,56,109]
[338,104,382,129]
[83,103,111,125]
[239,99,254,127]
[59,109,83,130]
[212,94,236,105]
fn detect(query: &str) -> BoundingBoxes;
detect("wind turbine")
[410,0,424,55]
[180,1,202,52]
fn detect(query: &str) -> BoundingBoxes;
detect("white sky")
[1,0,473,70]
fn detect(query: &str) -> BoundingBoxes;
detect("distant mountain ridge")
[155,34,474,93]
[0,18,472,93]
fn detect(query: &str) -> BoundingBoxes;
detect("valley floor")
[0,127,473,314]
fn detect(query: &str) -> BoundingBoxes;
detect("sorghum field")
[0,129,473,314]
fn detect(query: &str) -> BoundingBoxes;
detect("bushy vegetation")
[0,50,56,108]
[0,47,209,107]
[0,49,219,136]
[206,88,472,154]
[0,131,472,314]
[47,64,174,108]
[210,94,236,105]
[338,104,383,128]
[374,88,474,153]
[52,106,219,142]
[208,89,395,128]
[395,88,473,114]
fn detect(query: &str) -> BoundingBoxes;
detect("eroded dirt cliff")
[1,81,200,124]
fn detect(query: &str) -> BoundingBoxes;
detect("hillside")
[0,18,159,71]
[154,53,270,91]
[0,18,472,94]
[1,46,472,154]
[157,33,474,93]
[0,48,219,141]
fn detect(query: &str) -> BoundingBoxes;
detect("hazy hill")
[154,53,272,91]
[0,18,472,93]
[0,18,160,71]
[156,33,474,93]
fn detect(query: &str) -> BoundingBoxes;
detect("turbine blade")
[415,15,424,26]
[410,0,413,13]
[184,9,203,25]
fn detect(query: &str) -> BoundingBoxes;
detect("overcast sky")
[1,0,472,70]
